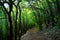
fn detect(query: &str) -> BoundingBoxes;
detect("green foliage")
[0,7,7,39]
[0,0,60,39]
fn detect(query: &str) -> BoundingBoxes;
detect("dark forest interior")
[0,0,60,40]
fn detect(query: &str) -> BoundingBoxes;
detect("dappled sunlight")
[0,0,60,40]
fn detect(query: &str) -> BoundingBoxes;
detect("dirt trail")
[21,27,60,40]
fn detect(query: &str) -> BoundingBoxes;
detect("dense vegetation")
[0,0,60,40]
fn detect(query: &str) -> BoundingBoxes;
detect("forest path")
[21,27,60,40]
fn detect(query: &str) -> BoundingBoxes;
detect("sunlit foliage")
[0,0,60,40]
